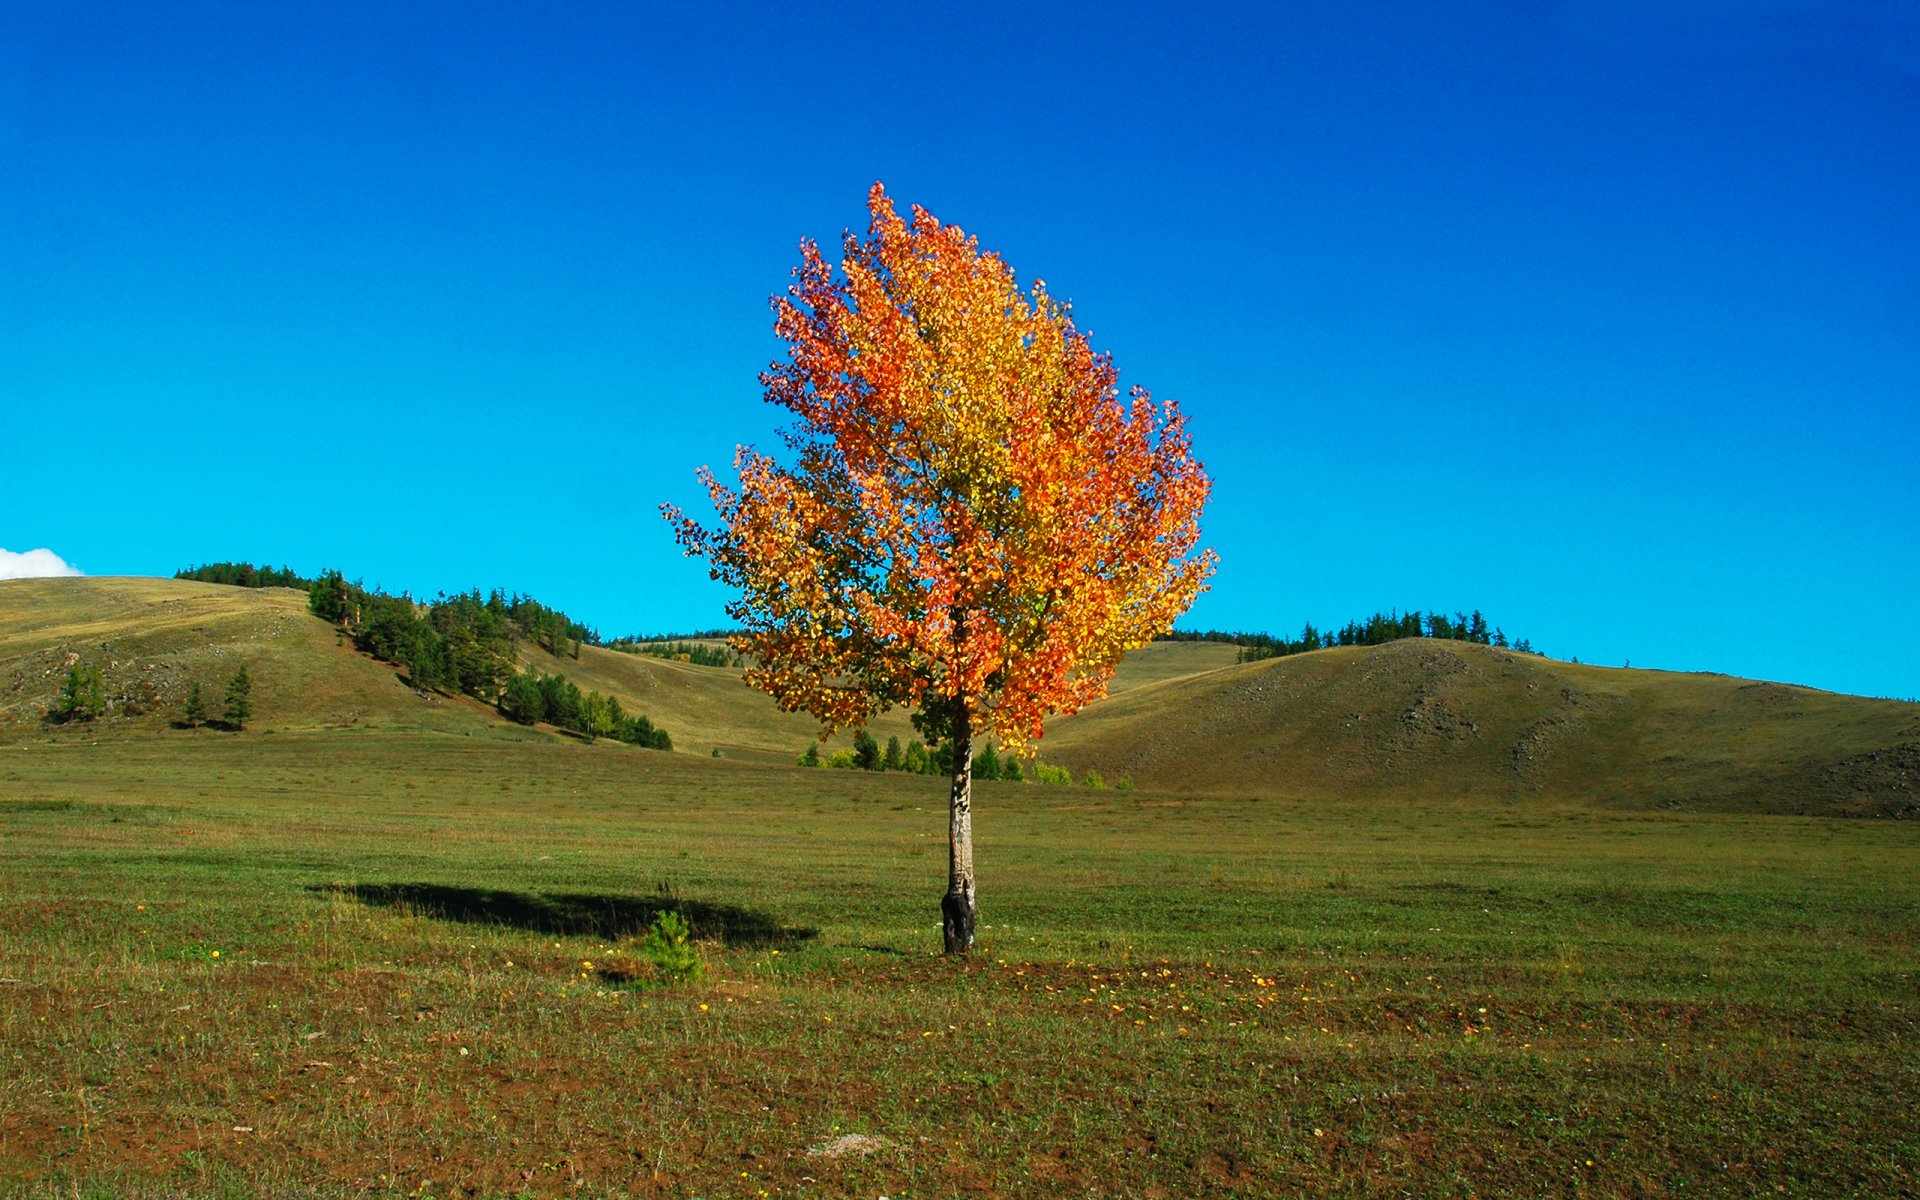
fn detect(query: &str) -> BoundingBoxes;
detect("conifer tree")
[183,681,206,729]
[852,728,881,771]
[223,665,253,730]
[54,663,106,723]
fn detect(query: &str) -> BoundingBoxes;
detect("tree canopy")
[665,183,1215,756]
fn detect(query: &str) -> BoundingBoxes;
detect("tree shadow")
[307,882,816,948]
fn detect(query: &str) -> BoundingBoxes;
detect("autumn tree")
[664,184,1214,953]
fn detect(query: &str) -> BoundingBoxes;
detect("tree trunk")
[942,707,976,954]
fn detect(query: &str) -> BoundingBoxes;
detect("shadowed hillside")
[1040,638,1920,816]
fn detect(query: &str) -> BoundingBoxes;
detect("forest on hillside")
[174,561,666,748]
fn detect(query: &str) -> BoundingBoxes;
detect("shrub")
[1083,769,1106,789]
[1115,776,1134,791]
[638,910,703,983]
[1030,762,1072,786]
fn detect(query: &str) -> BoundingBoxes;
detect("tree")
[798,740,823,767]
[223,665,253,730]
[581,691,618,743]
[852,728,881,771]
[664,184,1214,953]
[882,735,904,772]
[183,681,207,729]
[500,672,545,725]
[54,663,106,723]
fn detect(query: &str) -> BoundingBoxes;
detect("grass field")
[4,732,1916,1198]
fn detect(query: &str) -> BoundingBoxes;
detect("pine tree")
[499,673,545,725]
[882,736,904,771]
[182,681,206,729]
[798,741,823,768]
[852,729,881,771]
[975,742,1001,782]
[223,665,253,730]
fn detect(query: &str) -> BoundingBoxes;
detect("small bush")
[1030,762,1072,786]
[1115,776,1134,791]
[638,910,703,983]
[1083,769,1106,789]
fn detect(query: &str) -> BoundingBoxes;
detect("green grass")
[3,733,1916,1198]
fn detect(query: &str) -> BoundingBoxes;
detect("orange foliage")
[663,184,1215,755]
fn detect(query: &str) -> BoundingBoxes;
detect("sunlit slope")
[506,640,906,762]
[0,577,530,741]
[534,638,1244,763]
[1041,639,1920,815]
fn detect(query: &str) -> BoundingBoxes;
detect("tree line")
[1158,608,1538,663]
[604,638,741,668]
[796,733,1129,788]
[175,561,674,747]
[175,562,312,589]
[498,670,671,748]
[304,570,669,750]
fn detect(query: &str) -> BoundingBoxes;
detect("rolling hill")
[3,576,1914,815]
[1040,638,1920,816]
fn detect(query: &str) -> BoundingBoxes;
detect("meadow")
[2,731,1915,1198]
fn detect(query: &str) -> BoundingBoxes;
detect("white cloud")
[0,548,84,580]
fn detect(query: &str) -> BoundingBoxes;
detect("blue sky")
[3,1,1915,698]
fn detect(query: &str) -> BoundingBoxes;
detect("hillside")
[0,577,532,742]
[1039,638,1920,816]
[4,576,1914,815]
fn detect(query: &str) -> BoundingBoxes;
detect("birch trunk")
[942,708,976,954]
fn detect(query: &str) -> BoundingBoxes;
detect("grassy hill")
[0,577,531,742]
[1040,638,1920,816]
[4,576,1914,815]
